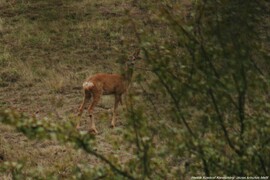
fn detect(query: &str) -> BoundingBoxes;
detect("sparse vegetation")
[1,0,269,179]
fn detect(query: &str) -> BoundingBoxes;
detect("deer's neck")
[122,65,134,83]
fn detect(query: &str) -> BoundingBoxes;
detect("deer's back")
[86,73,128,95]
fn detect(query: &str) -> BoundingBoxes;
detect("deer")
[76,49,140,134]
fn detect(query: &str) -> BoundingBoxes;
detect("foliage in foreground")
[135,0,270,177]
[0,109,131,179]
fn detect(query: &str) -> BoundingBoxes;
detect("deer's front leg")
[111,94,121,128]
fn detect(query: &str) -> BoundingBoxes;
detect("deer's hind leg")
[77,91,91,129]
[87,91,102,134]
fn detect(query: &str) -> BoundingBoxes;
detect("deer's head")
[123,49,141,80]
[127,49,141,66]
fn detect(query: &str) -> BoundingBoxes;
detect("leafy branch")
[0,109,135,180]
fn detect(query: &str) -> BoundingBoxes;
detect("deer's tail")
[83,81,94,91]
